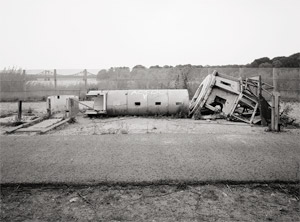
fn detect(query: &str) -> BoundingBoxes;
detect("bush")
[280,104,299,128]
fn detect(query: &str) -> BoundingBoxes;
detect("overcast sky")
[0,0,299,70]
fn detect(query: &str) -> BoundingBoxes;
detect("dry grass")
[1,183,299,222]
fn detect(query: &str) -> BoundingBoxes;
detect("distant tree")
[96,69,107,80]
[97,69,107,75]
[289,53,300,60]
[272,60,283,68]
[149,65,161,69]
[259,62,272,68]
[269,53,300,68]
[279,56,300,67]
[176,64,192,69]
[250,57,271,67]
[133,65,146,69]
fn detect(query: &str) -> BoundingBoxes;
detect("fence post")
[271,68,280,131]
[258,75,267,126]
[274,92,280,131]
[83,69,87,92]
[17,100,22,122]
[54,69,57,90]
[22,69,26,100]
[22,70,26,91]
[271,91,280,131]
[272,68,278,92]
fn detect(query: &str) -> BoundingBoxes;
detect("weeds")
[27,107,33,114]
[68,117,77,124]
[280,104,299,128]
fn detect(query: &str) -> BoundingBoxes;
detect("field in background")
[1,67,299,101]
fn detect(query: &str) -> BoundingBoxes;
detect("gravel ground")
[1,133,299,183]
[1,101,299,221]
[1,183,299,222]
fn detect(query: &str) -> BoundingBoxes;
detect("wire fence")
[1,68,299,101]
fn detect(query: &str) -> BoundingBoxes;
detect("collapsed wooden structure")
[189,70,279,127]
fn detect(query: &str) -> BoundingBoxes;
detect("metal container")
[87,89,189,116]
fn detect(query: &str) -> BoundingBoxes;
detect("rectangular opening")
[135,102,141,106]
[94,95,104,111]
[220,81,231,86]
[155,102,161,105]
[176,102,182,105]
[214,96,226,105]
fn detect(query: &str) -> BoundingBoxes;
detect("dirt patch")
[1,183,299,221]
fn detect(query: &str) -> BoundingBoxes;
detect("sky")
[0,0,299,70]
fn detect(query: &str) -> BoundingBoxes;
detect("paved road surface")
[1,133,299,184]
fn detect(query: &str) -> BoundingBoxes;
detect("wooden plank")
[5,117,44,134]
[229,93,243,116]
[250,103,259,124]
[40,118,71,134]
[16,128,44,133]
[231,114,251,124]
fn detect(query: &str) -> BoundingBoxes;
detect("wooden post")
[272,68,280,131]
[271,91,280,131]
[22,70,26,91]
[22,70,26,100]
[54,69,57,90]
[274,92,280,131]
[272,68,278,92]
[271,94,275,130]
[258,75,267,126]
[17,100,22,122]
[83,69,87,91]
[47,97,51,117]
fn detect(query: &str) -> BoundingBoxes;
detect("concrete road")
[0,133,300,184]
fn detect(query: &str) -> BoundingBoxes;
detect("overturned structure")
[189,71,273,125]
